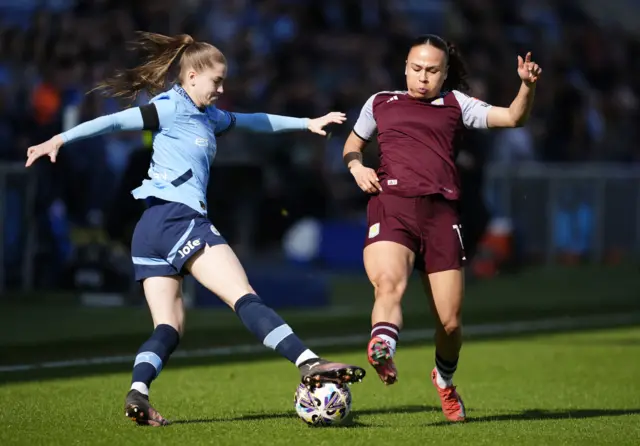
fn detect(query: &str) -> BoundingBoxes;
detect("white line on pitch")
[0,312,638,374]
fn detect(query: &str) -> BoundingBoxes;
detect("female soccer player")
[25,32,366,426]
[342,34,541,422]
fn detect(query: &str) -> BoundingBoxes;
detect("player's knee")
[371,273,406,302]
[219,285,256,308]
[438,315,461,336]
[174,310,186,336]
[154,319,184,337]
[238,284,256,298]
[239,285,257,301]
[174,323,185,337]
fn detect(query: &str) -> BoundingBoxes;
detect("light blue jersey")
[60,84,309,214]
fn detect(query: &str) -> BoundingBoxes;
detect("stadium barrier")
[1,162,639,295]
[482,162,640,267]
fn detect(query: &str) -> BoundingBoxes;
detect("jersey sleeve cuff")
[352,129,370,141]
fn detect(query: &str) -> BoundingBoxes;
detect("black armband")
[140,104,160,131]
[343,152,363,168]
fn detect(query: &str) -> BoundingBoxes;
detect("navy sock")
[130,324,180,394]
[435,353,458,381]
[234,294,317,366]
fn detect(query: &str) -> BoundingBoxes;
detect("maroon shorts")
[364,193,466,273]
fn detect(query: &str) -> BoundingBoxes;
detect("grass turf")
[1,326,639,445]
[0,265,639,444]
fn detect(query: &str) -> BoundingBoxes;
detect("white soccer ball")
[294,382,352,426]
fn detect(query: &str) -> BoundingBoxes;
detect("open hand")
[307,112,346,136]
[25,135,63,167]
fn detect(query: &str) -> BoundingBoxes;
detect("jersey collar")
[173,84,206,113]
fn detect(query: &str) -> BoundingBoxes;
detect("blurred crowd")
[0,0,639,288]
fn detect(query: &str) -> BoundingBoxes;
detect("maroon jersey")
[353,90,492,200]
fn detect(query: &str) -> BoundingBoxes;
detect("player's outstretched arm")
[25,101,175,167]
[486,52,542,129]
[232,112,346,136]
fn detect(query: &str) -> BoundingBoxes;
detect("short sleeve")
[353,94,378,141]
[452,90,492,129]
[209,107,237,136]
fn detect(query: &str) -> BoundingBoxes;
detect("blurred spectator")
[0,0,638,288]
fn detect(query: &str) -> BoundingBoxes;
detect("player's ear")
[187,70,197,87]
[444,66,449,80]
[404,60,408,75]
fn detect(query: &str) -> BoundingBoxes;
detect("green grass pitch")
[0,265,639,445]
[1,328,639,445]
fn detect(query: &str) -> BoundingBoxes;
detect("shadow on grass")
[171,404,439,428]
[427,408,640,426]
[170,406,640,428]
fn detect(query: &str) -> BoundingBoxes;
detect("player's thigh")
[185,244,254,309]
[142,276,186,335]
[364,194,419,299]
[420,196,466,330]
[151,207,251,309]
[421,196,466,275]
[364,241,415,300]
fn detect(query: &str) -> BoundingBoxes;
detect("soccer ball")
[294,382,352,426]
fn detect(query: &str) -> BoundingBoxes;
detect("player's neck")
[408,90,444,101]
[178,84,206,111]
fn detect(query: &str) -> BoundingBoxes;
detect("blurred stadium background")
[0,0,640,302]
[1,0,639,362]
[1,1,640,443]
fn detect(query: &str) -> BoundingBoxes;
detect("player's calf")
[129,324,180,397]
[234,293,366,388]
[124,324,179,426]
